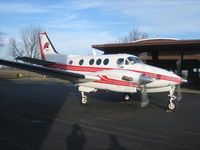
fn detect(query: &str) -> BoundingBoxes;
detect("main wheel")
[123,93,131,101]
[81,96,88,104]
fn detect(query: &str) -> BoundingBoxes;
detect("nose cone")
[169,72,188,84]
[173,73,186,84]
[139,74,154,84]
[182,78,188,83]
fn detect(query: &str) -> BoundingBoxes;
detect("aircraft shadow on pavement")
[90,91,141,102]
[90,90,169,111]
[0,80,74,150]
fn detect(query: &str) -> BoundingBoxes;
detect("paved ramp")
[0,80,200,150]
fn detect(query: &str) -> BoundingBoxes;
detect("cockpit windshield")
[127,57,143,64]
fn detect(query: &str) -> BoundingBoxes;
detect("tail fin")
[38,32,59,60]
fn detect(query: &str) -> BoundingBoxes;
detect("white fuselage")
[44,53,182,93]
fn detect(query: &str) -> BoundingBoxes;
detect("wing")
[0,59,99,83]
[16,57,55,67]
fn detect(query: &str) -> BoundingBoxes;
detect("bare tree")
[0,30,5,50]
[8,26,42,60]
[118,29,148,43]
[8,38,24,59]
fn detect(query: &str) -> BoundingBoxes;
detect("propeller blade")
[140,85,150,107]
[177,84,182,102]
[139,52,148,64]
[176,58,183,102]
[176,59,182,76]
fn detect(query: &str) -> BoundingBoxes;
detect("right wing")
[0,59,94,83]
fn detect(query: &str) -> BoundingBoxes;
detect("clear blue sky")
[0,0,200,58]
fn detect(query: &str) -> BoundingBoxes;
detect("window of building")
[103,58,109,65]
[89,59,94,65]
[79,59,84,65]
[96,59,102,65]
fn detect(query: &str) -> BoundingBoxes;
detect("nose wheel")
[167,86,178,112]
[168,101,178,110]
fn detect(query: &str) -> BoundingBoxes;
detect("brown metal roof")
[92,39,200,52]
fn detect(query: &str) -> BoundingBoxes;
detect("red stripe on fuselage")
[49,64,181,83]
[95,75,139,87]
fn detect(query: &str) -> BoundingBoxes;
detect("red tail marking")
[38,33,46,60]
[44,42,49,49]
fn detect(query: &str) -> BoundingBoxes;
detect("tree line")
[0,30,4,51]
[117,29,148,43]
[0,26,42,61]
[8,27,42,60]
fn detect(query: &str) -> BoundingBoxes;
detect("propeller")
[177,84,182,102]
[138,52,151,107]
[176,58,182,76]
[176,58,183,102]
[138,74,153,107]
[122,73,152,107]
[139,52,148,64]
[140,84,150,107]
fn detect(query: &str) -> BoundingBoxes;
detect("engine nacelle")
[91,70,153,85]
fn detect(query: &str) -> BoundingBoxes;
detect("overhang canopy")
[92,38,200,60]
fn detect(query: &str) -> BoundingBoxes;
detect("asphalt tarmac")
[0,80,200,150]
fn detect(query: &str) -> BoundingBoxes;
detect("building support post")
[152,50,159,66]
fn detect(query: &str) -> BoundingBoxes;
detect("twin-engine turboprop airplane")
[0,32,186,111]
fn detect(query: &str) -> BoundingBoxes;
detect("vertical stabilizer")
[38,32,59,60]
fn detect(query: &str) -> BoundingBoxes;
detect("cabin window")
[127,57,136,64]
[69,60,73,65]
[127,57,143,64]
[96,59,102,65]
[117,58,124,65]
[79,59,84,65]
[89,59,94,65]
[103,58,109,65]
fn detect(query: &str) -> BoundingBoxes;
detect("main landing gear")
[123,93,131,101]
[79,86,97,105]
[167,86,178,112]
[81,92,88,105]
[123,93,133,104]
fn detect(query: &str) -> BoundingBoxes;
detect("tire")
[123,93,131,101]
[168,101,178,111]
[81,96,88,105]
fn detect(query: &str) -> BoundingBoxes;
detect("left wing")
[0,59,99,83]
[16,57,55,67]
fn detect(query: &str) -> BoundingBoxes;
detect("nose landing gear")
[167,86,178,112]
